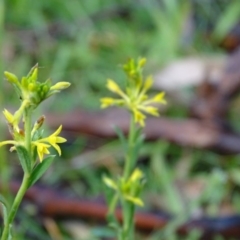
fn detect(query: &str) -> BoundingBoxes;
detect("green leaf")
[131,131,144,167]
[0,194,9,225]
[108,193,119,216]
[16,145,32,174]
[103,175,118,190]
[106,193,120,230]
[28,155,55,187]
[113,126,127,151]
[213,1,240,41]
[133,127,143,142]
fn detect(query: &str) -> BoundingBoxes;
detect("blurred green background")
[2,0,240,239]
[3,0,239,111]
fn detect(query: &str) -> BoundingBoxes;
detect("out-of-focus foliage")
[3,0,238,111]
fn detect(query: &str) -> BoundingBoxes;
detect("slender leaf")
[114,126,127,151]
[151,141,183,215]
[213,1,240,41]
[16,145,31,174]
[28,155,55,187]
[107,194,120,231]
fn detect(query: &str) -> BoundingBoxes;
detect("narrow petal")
[100,98,126,108]
[38,148,49,162]
[142,76,153,93]
[56,136,67,143]
[107,79,122,94]
[153,92,167,104]
[133,109,146,127]
[139,106,159,116]
[107,79,128,100]
[124,195,144,206]
[34,142,50,162]
[100,97,117,108]
[52,125,62,136]
[143,92,167,106]
[51,143,61,156]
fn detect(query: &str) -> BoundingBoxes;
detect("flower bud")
[3,109,14,123]
[50,82,71,91]
[36,115,45,129]
[28,67,38,83]
[4,71,19,84]
[139,58,146,67]
[28,83,36,91]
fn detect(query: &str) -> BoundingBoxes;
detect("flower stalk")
[101,58,166,240]
[0,65,70,239]
[121,115,140,240]
[1,173,30,240]
[24,107,32,159]
[123,116,136,180]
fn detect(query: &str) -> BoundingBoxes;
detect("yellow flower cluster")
[1,110,66,162]
[32,125,66,162]
[103,168,144,207]
[1,65,70,163]
[100,58,166,126]
[4,65,70,107]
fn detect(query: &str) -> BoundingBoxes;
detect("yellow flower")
[32,142,51,162]
[123,168,144,206]
[37,125,67,156]
[100,59,166,126]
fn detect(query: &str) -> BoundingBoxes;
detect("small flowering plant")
[101,58,166,240]
[0,64,70,240]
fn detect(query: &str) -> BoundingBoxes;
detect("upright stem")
[123,116,136,180]
[121,116,138,240]
[121,199,135,240]
[1,174,30,240]
[1,106,32,240]
[24,107,32,156]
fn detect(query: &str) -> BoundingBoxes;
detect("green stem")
[121,115,138,240]
[1,173,30,240]
[121,199,135,240]
[123,116,136,180]
[24,107,32,155]
[1,105,33,239]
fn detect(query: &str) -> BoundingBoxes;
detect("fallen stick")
[46,109,240,154]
